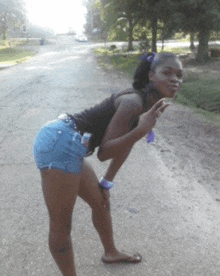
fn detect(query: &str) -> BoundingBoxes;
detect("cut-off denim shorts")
[33,119,87,174]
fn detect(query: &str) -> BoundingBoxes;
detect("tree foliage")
[99,0,142,50]
[128,0,176,52]
[0,0,26,39]
[173,0,220,62]
[86,0,220,62]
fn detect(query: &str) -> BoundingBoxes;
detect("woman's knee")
[49,218,72,236]
[90,193,111,213]
[49,228,72,253]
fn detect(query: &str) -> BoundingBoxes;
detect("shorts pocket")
[66,132,87,158]
[34,127,62,153]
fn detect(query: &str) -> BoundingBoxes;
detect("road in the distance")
[1,35,220,276]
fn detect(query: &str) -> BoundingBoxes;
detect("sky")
[25,0,87,34]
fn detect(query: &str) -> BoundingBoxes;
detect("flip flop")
[101,252,142,264]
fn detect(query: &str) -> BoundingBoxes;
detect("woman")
[33,52,183,276]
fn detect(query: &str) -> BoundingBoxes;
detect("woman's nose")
[170,74,179,82]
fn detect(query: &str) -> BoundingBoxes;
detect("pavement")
[1,36,220,276]
[0,64,14,70]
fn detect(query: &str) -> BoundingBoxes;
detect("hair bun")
[141,52,156,63]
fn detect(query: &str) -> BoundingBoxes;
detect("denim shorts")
[33,119,87,174]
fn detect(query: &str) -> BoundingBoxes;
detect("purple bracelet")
[99,177,114,190]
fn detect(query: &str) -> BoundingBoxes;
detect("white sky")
[25,0,87,34]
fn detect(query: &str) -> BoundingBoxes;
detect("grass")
[0,39,36,65]
[0,47,35,65]
[94,45,220,124]
[0,39,23,48]
[94,46,193,75]
[178,79,220,112]
[94,47,141,77]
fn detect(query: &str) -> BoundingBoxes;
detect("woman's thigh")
[41,168,81,232]
[77,160,110,210]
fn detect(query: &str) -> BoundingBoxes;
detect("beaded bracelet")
[99,177,114,190]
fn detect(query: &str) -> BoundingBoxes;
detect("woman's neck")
[144,82,163,104]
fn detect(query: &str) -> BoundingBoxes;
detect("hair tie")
[141,52,156,63]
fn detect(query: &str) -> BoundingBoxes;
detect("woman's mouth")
[168,85,179,92]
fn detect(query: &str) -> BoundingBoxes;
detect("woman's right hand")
[136,98,170,137]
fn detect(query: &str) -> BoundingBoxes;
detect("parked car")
[75,34,87,42]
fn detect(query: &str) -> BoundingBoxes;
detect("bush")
[210,49,220,58]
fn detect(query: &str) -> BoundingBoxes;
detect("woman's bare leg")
[41,168,81,276]
[78,160,142,263]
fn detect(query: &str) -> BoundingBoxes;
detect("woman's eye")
[162,70,183,79]
[163,71,171,75]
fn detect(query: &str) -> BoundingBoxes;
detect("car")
[75,34,87,42]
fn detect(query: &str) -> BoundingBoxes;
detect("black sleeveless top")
[72,84,162,155]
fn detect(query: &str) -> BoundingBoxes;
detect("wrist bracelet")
[99,177,114,190]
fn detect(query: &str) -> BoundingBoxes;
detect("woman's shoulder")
[113,88,144,112]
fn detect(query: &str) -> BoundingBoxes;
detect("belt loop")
[58,113,81,134]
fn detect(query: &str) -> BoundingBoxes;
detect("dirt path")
[156,103,220,201]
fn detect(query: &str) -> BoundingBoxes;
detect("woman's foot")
[101,251,142,264]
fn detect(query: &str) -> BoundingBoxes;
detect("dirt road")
[1,35,220,276]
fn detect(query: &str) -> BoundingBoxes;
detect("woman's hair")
[132,52,178,90]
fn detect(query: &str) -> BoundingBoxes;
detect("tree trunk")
[3,31,6,40]
[196,30,210,63]
[2,12,7,40]
[2,24,7,40]
[151,17,157,53]
[127,11,133,51]
[190,32,195,50]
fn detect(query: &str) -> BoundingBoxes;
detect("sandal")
[101,251,142,264]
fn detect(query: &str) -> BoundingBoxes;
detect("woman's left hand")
[136,98,170,137]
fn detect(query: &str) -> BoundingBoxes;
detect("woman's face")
[149,58,183,98]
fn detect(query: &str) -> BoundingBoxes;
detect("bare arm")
[103,147,132,182]
[98,97,169,161]
[98,97,169,196]
[97,95,143,162]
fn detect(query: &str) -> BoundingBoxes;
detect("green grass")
[110,54,141,76]
[159,46,192,55]
[0,39,36,65]
[94,46,192,74]
[178,79,220,113]
[94,46,220,124]
[94,47,141,77]
[0,47,35,64]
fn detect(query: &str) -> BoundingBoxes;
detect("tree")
[138,0,177,52]
[138,0,220,60]
[174,0,220,63]
[91,0,176,52]
[0,0,26,39]
[99,0,141,50]
[85,0,101,35]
